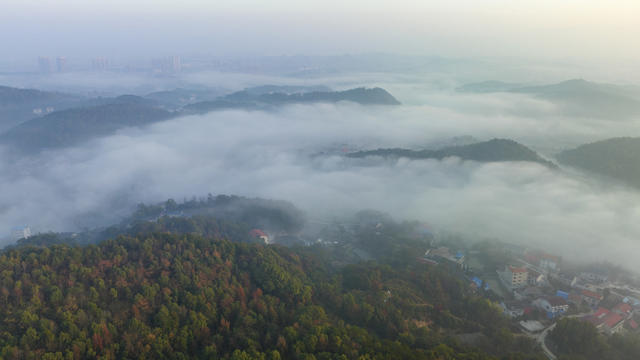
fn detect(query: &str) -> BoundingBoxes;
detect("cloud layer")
[2,86,640,271]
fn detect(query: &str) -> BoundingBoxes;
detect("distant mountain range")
[183,87,400,114]
[0,86,84,132]
[0,100,173,153]
[458,79,640,119]
[557,137,640,188]
[0,86,75,107]
[144,87,228,110]
[0,85,400,154]
[241,84,331,95]
[347,139,557,167]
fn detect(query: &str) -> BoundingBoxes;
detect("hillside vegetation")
[347,139,557,168]
[0,213,543,359]
[557,137,640,188]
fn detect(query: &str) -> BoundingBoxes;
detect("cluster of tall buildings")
[153,55,182,74]
[37,56,68,73]
[91,57,109,71]
[36,55,183,73]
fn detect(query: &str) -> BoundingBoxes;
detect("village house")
[527,269,546,286]
[539,253,560,272]
[612,303,633,317]
[523,250,561,273]
[499,265,529,290]
[500,301,526,318]
[581,289,603,308]
[579,272,608,284]
[424,247,465,267]
[514,286,544,301]
[533,296,569,319]
[249,229,270,244]
[584,308,626,334]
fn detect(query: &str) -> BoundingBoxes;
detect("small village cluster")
[423,243,640,336]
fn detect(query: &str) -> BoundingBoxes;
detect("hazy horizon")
[2,1,640,70]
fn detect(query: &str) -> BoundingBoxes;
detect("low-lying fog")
[2,71,640,271]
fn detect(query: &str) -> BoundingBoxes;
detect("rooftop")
[593,307,610,319]
[603,313,624,328]
[546,296,569,307]
[509,265,528,273]
[581,289,602,299]
[583,308,611,327]
[249,229,267,237]
[613,303,632,314]
[540,253,560,262]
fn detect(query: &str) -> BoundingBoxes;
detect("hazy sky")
[2,0,640,63]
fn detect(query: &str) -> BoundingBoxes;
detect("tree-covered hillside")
[458,79,640,119]
[0,86,76,108]
[0,216,543,359]
[0,103,174,153]
[183,87,400,114]
[557,137,640,188]
[347,139,557,168]
[550,318,640,360]
[0,86,84,133]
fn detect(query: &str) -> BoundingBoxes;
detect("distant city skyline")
[1,0,639,66]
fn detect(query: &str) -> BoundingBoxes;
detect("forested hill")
[458,79,640,119]
[0,102,174,153]
[557,137,640,188]
[347,139,557,168]
[0,86,75,107]
[15,195,307,247]
[0,218,544,359]
[0,86,399,155]
[183,87,400,114]
[0,86,83,133]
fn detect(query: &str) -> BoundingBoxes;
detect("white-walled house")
[533,297,569,319]
[11,226,31,241]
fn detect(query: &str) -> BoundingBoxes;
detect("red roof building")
[250,229,267,237]
[603,313,625,329]
[584,307,626,334]
[581,290,602,299]
[509,266,528,273]
[593,307,610,318]
[613,303,632,316]
[581,289,603,307]
[249,229,269,243]
[583,308,610,327]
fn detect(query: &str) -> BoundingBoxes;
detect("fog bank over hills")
[1,83,640,270]
[459,79,640,119]
[558,137,640,189]
[2,57,640,270]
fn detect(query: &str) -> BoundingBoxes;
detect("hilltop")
[0,85,400,155]
[0,85,84,132]
[183,87,400,114]
[557,137,640,188]
[0,198,543,359]
[347,139,557,168]
[458,79,640,119]
[0,102,173,153]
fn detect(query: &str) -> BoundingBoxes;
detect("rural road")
[536,311,594,360]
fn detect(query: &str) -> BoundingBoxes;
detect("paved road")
[535,311,594,360]
[537,323,557,360]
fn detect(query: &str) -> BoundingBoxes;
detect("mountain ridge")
[557,137,640,188]
[347,138,557,168]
